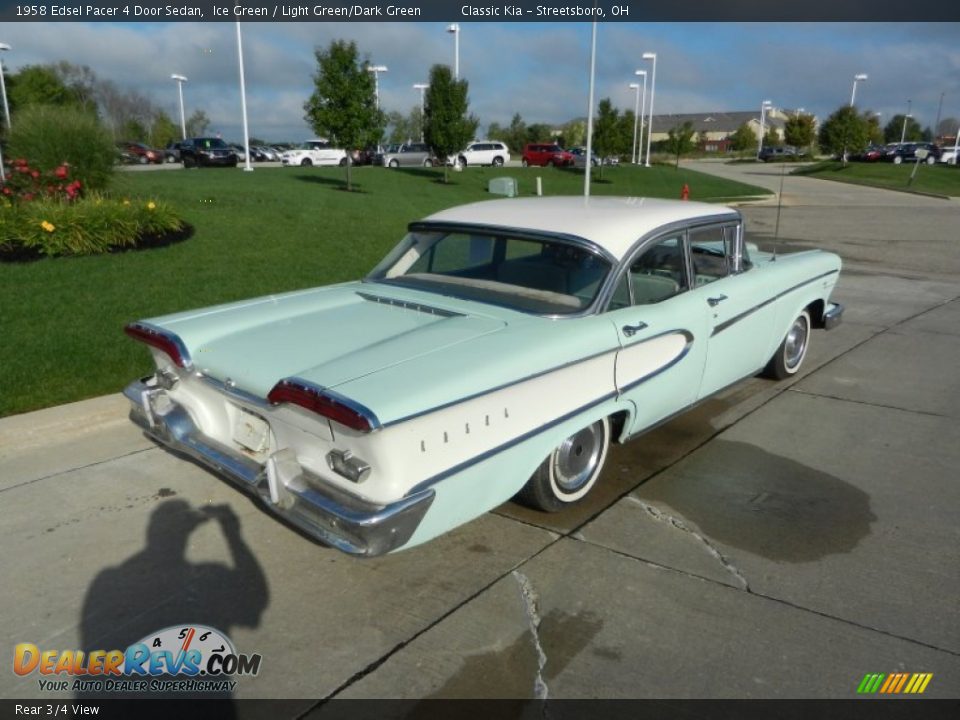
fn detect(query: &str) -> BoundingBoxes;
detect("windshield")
[367,229,611,315]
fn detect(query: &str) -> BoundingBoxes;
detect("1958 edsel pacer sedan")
[124,196,843,556]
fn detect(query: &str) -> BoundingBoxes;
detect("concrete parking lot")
[2,161,957,704]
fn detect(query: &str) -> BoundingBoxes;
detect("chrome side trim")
[407,389,620,496]
[711,269,839,337]
[124,378,430,556]
[617,330,695,395]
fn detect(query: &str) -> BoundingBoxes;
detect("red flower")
[31,170,40,179]
[54,165,69,179]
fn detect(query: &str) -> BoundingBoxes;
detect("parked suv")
[455,141,510,167]
[521,143,574,167]
[179,137,238,168]
[883,142,942,165]
[381,143,435,168]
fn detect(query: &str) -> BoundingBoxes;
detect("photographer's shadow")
[79,500,269,701]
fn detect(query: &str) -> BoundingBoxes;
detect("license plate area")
[232,407,271,454]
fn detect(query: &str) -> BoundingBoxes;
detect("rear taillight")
[267,379,379,433]
[124,322,191,368]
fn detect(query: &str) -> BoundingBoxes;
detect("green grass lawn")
[793,160,960,197]
[0,163,768,417]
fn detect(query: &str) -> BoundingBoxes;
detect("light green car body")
[123,197,843,556]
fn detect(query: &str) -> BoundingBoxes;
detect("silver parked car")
[381,143,436,168]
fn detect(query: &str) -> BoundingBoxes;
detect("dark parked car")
[164,141,182,163]
[522,143,574,167]
[117,142,164,164]
[883,142,942,165]
[179,137,238,168]
[758,145,800,162]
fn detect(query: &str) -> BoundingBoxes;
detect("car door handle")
[622,322,648,337]
[707,294,728,307]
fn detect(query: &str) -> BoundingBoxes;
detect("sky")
[3,21,959,142]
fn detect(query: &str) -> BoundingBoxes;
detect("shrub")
[0,194,184,257]
[6,104,116,191]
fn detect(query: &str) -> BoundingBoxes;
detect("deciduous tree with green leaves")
[423,64,477,184]
[784,113,816,151]
[304,39,384,191]
[818,105,869,165]
[884,114,923,144]
[727,123,756,155]
[591,98,621,180]
[665,120,696,168]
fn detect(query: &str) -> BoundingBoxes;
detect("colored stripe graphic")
[857,672,932,694]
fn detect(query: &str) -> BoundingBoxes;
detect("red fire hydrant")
[681,183,690,201]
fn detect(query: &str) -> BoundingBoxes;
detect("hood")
[149,283,505,398]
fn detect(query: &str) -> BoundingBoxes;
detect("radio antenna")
[772,160,787,261]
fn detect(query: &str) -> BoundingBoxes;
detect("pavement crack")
[512,570,549,700]
[624,495,751,592]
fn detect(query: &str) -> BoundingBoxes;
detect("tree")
[7,65,80,112]
[149,110,180,150]
[784,113,816,151]
[185,110,210,138]
[423,64,477,183]
[503,113,527,154]
[526,123,553,146]
[883,114,923,144]
[763,123,780,148]
[592,99,621,179]
[616,110,636,160]
[818,105,869,163]
[304,39,384,191]
[385,107,421,144]
[665,121,696,168]
[561,119,586,149]
[728,123,756,155]
[863,111,884,145]
[936,117,959,140]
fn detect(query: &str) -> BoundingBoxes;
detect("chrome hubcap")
[784,316,809,369]
[553,422,604,493]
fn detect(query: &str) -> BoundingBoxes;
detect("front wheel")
[892,156,903,165]
[339,157,347,167]
[926,155,936,165]
[516,417,610,512]
[424,158,434,167]
[492,156,504,167]
[389,159,400,168]
[521,158,529,167]
[300,158,313,167]
[763,309,811,380]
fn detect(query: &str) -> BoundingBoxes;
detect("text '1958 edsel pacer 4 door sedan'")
[124,196,843,556]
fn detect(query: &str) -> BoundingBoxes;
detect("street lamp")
[0,42,9,183]
[631,69,647,165]
[235,22,253,172]
[757,100,772,159]
[413,83,429,142]
[850,73,867,106]
[629,83,641,165]
[367,64,388,111]
[584,20,598,196]
[0,43,11,131]
[642,52,657,167]
[170,74,188,139]
[446,23,460,80]
[900,99,912,145]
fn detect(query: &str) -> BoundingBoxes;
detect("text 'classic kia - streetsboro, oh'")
[123,197,843,556]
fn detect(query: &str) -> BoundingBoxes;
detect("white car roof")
[422,196,739,261]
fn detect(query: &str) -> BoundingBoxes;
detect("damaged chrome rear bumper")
[123,377,433,556]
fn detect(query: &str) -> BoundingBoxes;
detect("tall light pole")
[171,74,188,139]
[934,91,945,138]
[446,23,460,80]
[850,73,867,106]
[631,69,647,165]
[584,20,598,196]
[757,99,772,159]
[0,43,11,131]
[413,83,428,142]
[367,64,388,111]
[642,52,657,167]
[235,22,253,171]
[900,99,912,145]
[0,42,11,183]
[629,83,641,165]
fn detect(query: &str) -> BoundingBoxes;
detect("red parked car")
[117,142,164,165]
[522,143,575,167]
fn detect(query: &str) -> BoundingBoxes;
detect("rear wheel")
[389,159,400,168]
[893,155,903,165]
[300,158,313,167]
[458,155,467,168]
[764,309,811,380]
[521,158,529,167]
[516,417,610,512]
[424,158,434,167]
[338,157,347,167]
[926,155,936,165]
[492,156,504,167]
